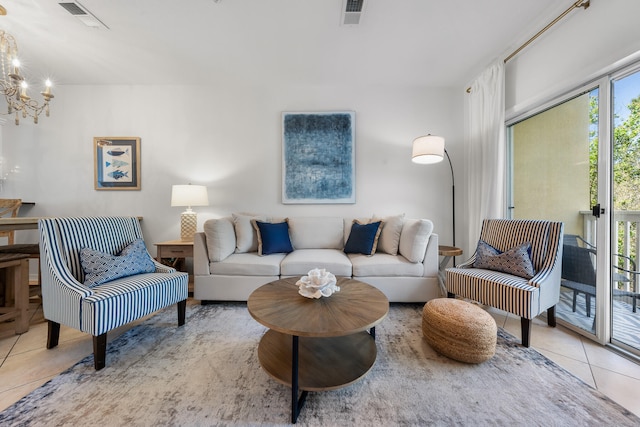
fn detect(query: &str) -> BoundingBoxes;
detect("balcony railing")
[580,210,640,293]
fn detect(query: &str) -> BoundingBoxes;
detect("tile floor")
[1,299,640,418]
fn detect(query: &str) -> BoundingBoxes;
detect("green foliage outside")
[613,95,640,210]
[590,93,640,274]
[589,94,598,208]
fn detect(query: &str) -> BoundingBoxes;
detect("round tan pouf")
[422,298,497,363]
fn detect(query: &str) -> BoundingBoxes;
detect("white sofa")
[194,214,439,303]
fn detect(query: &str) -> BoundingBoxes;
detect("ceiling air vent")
[342,0,365,26]
[59,2,109,29]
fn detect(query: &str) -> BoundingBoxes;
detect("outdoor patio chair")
[562,236,638,315]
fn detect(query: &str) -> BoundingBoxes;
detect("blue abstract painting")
[282,111,355,204]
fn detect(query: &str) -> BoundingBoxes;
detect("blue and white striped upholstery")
[446,219,563,319]
[39,217,188,335]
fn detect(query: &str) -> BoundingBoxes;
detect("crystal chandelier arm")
[0,30,54,125]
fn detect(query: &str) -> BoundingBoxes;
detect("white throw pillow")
[289,217,344,249]
[398,219,434,263]
[203,218,236,262]
[232,213,265,253]
[373,213,405,255]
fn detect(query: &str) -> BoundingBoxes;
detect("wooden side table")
[438,245,463,296]
[155,240,194,293]
[0,253,30,334]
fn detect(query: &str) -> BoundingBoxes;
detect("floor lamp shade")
[412,135,445,164]
[171,184,209,241]
[411,135,456,249]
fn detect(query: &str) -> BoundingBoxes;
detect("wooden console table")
[0,253,30,334]
[0,217,40,231]
[0,216,143,231]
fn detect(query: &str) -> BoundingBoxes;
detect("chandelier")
[0,30,54,125]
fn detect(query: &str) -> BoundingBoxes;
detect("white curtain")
[464,61,506,255]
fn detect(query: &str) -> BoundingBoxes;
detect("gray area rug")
[1,302,638,426]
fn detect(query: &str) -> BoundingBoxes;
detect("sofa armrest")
[422,233,439,277]
[456,255,476,268]
[152,258,176,274]
[39,219,93,298]
[530,238,564,313]
[194,232,210,275]
[39,219,93,330]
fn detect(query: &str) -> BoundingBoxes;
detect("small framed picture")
[94,137,141,190]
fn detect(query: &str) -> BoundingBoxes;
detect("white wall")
[1,83,463,255]
[505,0,640,117]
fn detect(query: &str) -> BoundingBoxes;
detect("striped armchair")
[446,219,564,347]
[39,217,188,370]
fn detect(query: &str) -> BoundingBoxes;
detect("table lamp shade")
[171,185,209,208]
[171,184,209,241]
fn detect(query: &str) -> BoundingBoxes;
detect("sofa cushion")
[280,249,352,277]
[349,253,423,277]
[398,219,434,263]
[203,218,236,262]
[374,213,405,255]
[210,252,285,276]
[474,240,535,279]
[80,238,156,287]
[344,220,383,256]
[253,220,294,256]
[233,213,265,253]
[288,217,344,249]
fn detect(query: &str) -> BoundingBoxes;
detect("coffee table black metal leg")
[370,326,376,340]
[291,335,308,424]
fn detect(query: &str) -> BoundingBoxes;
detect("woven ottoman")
[422,298,497,363]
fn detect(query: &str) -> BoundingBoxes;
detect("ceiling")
[0,0,566,88]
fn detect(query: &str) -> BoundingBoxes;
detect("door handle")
[591,204,604,218]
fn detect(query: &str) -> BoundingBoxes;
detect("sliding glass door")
[508,87,601,336]
[508,65,640,357]
[611,68,640,352]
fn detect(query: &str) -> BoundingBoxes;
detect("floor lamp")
[412,134,456,253]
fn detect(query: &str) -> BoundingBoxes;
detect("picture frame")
[94,137,141,190]
[282,111,355,204]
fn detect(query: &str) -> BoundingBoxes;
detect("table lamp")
[171,184,209,241]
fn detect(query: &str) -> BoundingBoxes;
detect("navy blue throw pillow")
[254,221,294,256]
[344,221,383,256]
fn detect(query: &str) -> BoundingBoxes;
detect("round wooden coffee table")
[247,277,389,423]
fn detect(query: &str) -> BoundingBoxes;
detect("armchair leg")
[547,305,556,327]
[521,317,531,347]
[47,321,60,349]
[93,333,107,371]
[177,299,186,326]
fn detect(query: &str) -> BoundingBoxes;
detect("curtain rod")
[465,0,590,93]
